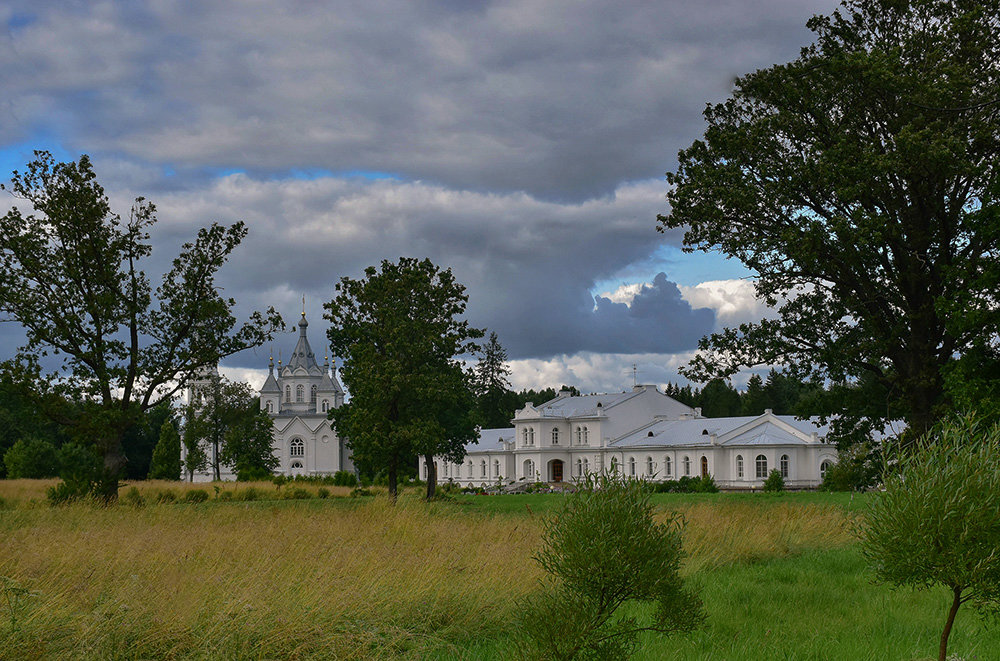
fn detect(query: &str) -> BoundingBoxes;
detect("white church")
[183,312,353,481]
[422,384,840,490]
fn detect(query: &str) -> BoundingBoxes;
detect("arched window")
[583,458,589,474]
[285,385,291,402]
[575,427,582,444]
[736,455,744,479]
[494,459,500,477]
[481,460,487,477]
[780,454,790,478]
[467,461,473,478]
[443,463,449,477]
[266,400,273,413]
[310,385,317,404]
[610,457,619,473]
[820,460,833,479]
[664,456,672,477]
[575,459,582,477]
[528,428,535,445]
[296,384,304,403]
[321,400,329,412]
[523,459,534,479]
[629,457,636,476]
[290,438,304,457]
[683,456,691,476]
[583,427,589,444]
[701,456,709,478]
[522,428,529,445]
[646,456,654,476]
[756,454,768,479]
[551,428,559,445]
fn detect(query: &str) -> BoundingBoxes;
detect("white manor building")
[422,384,839,490]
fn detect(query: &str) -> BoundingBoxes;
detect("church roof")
[287,313,323,375]
[531,391,638,418]
[260,363,280,393]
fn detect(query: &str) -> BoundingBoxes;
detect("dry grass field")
[0,482,996,660]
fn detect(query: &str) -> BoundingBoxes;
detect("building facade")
[422,384,839,489]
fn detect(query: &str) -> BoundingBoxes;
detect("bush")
[235,487,261,502]
[272,474,288,489]
[121,486,145,507]
[180,489,209,504]
[216,490,234,501]
[332,470,358,487]
[236,466,273,482]
[350,487,374,498]
[57,441,102,498]
[859,415,1000,661]
[152,489,178,504]
[521,473,704,659]
[280,487,312,500]
[694,475,719,493]
[46,481,85,506]
[317,487,330,499]
[4,437,60,479]
[821,443,881,491]
[763,469,785,492]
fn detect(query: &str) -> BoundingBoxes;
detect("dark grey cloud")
[1,0,839,199]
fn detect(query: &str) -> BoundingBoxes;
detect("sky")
[0,0,840,394]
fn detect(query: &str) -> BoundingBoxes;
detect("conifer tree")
[148,419,181,480]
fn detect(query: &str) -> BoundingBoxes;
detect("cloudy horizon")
[0,0,839,395]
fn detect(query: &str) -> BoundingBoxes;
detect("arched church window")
[290,439,304,457]
[583,458,589,474]
[493,459,500,477]
[629,457,636,476]
[575,427,582,444]
[575,459,582,477]
[583,427,589,444]
[481,460,487,477]
[756,454,768,479]
[321,400,329,412]
[664,455,672,477]
[296,385,304,403]
[311,385,317,404]
[266,400,273,413]
[610,457,619,473]
[820,460,833,479]
[528,428,535,445]
[646,456,654,476]
[736,455,744,479]
[701,456,709,478]
[780,454,790,478]
[683,456,691,476]
[285,385,291,402]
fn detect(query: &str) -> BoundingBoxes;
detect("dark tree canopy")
[659,0,1000,442]
[325,257,482,500]
[0,153,282,497]
[472,332,516,429]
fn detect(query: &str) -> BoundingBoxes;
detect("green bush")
[216,490,234,501]
[46,481,84,506]
[521,473,704,659]
[860,415,1000,661]
[332,470,358,487]
[236,466,273,482]
[272,474,288,489]
[350,487,374,498]
[4,437,60,479]
[180,489,209,504]
[317,487,330,499]
[152,489,178,504]
[694,475,719,493]
[235,487,260,502]
[763,469,785,492]
[280,487,312,500]
[121,486,145,507]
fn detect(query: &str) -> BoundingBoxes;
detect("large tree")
[325,257,482,500]
[0,153,281,498]
[659,0,1000,443]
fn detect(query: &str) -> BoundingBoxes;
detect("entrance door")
[549,459,564,483]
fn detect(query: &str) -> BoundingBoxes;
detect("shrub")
[57,442,101,495]
[332,470,358,487]
[763,469,785,492]
[236,466,272,482]
[216,490,234,501]
[4,437,60,479]
[272,475,288,489]
[821,443,881,491]
[235,487,260,502]
[46,481,84,506]
[521,473,704,659]
[152,489,178,504]
[694,475,719,493]
[859,415,1000,661]
[280,487,312,500]
[317,487,330,499]
[180,489,209,504]
[121,486,145,508]
[350,487,374,498]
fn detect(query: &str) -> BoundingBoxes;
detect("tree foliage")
[148,419,182,480]
[220,407,279,481]
[859,415,1000,661]
[0,153,281,498]
[522,473,703,659]
[325,258,482,500]
[659,0,1000,443]
[3,437,59,479]
[472,332,516,429]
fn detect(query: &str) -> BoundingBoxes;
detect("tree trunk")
[387,465,398,502]
[939,585,963,661]
[424,454,436,500]
[97,439,127,503]
[213,440,221,481]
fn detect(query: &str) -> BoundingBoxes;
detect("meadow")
[1,481,998,660]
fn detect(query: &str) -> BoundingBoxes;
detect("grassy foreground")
[0,484,998,659]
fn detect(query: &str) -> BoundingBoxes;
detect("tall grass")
[1,488,997,659]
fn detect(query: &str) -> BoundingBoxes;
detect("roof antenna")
[633,363,638,387]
